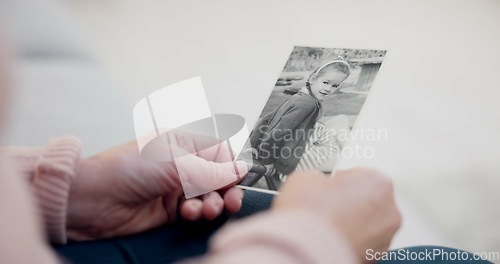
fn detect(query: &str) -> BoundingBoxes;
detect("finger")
[202,192,224,220]
[212,141,235,163]
[174,132,235,167]
[223,187,244,213]
[180,198,203,221]
[161,188,184,222]
[164,130,220,159]
[138,161,182,201]
[175,131,224,160]
[169,130,198,155]
[333,167,380,180]
[175,150,248,198]
[197,142,246,192]
[197,140,233,163]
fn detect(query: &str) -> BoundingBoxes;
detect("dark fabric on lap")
[54,190,274,264]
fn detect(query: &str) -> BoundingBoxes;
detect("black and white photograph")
[238,46,387,191]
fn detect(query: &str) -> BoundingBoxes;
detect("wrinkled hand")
[273,168,401,262]
[66,132,248,241]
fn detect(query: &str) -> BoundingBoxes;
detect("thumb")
[174,153,248,198]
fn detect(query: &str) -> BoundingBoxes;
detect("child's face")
[310,71,348,101]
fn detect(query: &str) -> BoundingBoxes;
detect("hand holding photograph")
[238,46,387,192]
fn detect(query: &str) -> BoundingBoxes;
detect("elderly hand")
[66,131,247,241]
[273,168,401,262]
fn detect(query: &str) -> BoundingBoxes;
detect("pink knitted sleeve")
[5,136,82,244]
[184,210,358,264]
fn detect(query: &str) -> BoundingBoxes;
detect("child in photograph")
[249,59,351,190]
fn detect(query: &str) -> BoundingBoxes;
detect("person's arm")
[1,134,247,263]
[189,210,357,264]
[5,132,249,243]
[0,152,63,264]
[4,137,82,244]
[184,169,401,264]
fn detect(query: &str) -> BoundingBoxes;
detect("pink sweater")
[2,137,357,264]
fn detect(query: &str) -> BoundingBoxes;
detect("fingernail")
[212,199,222,211]
[192,201,202,211]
